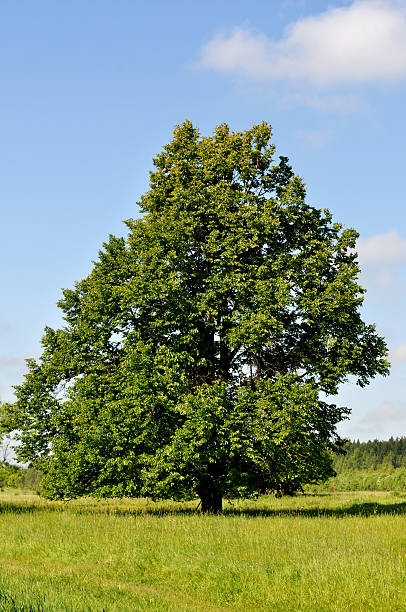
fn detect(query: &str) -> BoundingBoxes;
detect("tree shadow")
[222,501,406,518]
[1,499,406,518]
[0,502,48,515]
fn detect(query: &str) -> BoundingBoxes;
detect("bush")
[0,463,22,489]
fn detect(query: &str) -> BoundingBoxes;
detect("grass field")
[0,490,405,611]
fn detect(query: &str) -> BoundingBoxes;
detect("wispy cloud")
[0,355,30,403]
[389,344,406,363]
[355,231,406,297]
[356,231,406,264]
[295,128,332,148]
[0,356,28,370]
[198,1,406,87]
[279,91,366,113]
[363,400,406,423]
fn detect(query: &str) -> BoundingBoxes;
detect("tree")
[0,462,21,489]
[0,121,389,512]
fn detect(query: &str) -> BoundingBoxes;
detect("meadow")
[0,490,405,611]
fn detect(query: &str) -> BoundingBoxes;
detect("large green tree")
[1,121,389,512]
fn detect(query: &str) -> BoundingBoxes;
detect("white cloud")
[279,91,366,112]
[0,355,30,403]
[198,1,406,87]
[356,231,406,264]
[0,356,27,369]
[296,128,332,147]
[389,344,406,363]
[364,400,406,422]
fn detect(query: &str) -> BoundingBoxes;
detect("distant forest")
[334,437,406,472]
[310,437,406,493]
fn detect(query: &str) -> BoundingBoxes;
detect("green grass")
[0,490,405,611]
[305,467,406,493]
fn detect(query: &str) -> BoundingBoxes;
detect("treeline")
[0,463,42,491]
[333,437,406,472]
[307,437,406,493]
[0,462,21,488]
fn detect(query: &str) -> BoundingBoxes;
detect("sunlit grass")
[0,489,406,611]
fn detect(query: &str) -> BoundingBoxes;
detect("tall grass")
[307,467,406,492]
[0,490,405,611]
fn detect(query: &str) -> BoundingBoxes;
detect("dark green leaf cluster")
[1,121,389,510]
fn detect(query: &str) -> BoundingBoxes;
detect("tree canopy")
[1,121,389,512]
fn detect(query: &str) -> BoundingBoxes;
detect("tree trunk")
[200,489,223,514]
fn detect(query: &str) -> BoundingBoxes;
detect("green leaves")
[0,121,389,508]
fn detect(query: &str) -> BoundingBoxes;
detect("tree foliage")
[1,121,389,512]
[0,462,21,489]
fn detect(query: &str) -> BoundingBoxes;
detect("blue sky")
[1,0,406,441]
